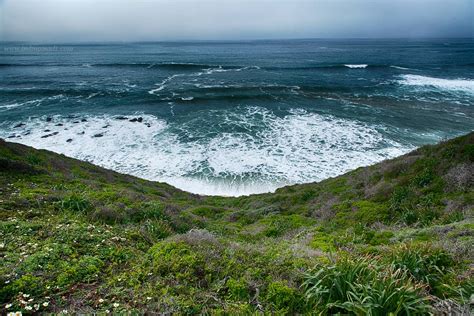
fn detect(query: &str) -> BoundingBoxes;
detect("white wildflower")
[113,303,119,308]
[42,302,49,307]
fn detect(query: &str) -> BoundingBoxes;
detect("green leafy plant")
[55,193,92,213]
[303,256,430,315]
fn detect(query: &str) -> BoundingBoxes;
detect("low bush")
[226,278,249,301]
[303,256,430,315]
[387,244,454,294]
[265,281,300,313]
[55,193,92,213]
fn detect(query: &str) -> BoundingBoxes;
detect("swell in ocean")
[1,39,473,195]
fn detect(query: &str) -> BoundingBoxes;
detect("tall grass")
[387,244,454,294]
[303,256,430,315]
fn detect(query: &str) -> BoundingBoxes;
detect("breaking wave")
[0,107,411,196]
[399,74,474,94]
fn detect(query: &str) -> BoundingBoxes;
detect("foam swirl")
[0,107,411,196]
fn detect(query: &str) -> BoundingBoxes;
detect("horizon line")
[1,36,473,45]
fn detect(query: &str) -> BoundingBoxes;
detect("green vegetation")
[0,133,473,314]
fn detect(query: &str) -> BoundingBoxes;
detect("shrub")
[413,168,435,187]
[148,241,205,283]
[190,206,225,219]
[444,163,474,192]
[441,278,474,306]
[56,256,103,286]
[262,215,309,237]
[361,230,394,246]
[266,281,299,312]
[387,244,454,294]
[0,275,43,302]
[26,153,42,165]
[141,219,173,241]
[129,201,167,222]
[353,200,390,224]
[56,193,92,213]
[310,232,336,252]
[303,256,429,315]
[226,278,249,301]
[389,186,411,213]
[91,205,126,223]
[339,268,429,315]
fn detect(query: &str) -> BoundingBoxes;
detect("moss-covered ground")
[0,133,473,314]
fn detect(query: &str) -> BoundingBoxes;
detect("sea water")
[1,39,473,195]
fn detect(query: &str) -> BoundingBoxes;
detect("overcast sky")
[1,0,472,42]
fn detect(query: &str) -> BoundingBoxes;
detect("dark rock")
[93,133,104,138]
[145,123,151,128]
[55,123,64,126]
[66,138,73,143]
[102,125,110,129]
[8,135,16,138]
[72,121,80,124]
[46,117,52,122]
[14,123,25,128]
[44,129,51,132]
[81,118,88,122]
[41,132,59,139]
[78,131,85,135]
[115,116,128,120]
[129,117,143,123]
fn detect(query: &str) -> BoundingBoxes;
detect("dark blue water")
[1,39,473,195]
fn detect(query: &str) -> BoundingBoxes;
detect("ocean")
[1,39,473,195]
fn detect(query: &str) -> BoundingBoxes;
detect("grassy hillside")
[1,132,473,314]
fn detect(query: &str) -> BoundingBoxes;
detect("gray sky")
[1,0,472,42]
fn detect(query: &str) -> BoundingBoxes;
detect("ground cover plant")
[1,132,473,314]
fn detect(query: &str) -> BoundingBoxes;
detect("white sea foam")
[390,65,410,70]
[344,64,368,69]
[0,108,412,196]
[0,103,24,111]
[148,74,183,94]
[399,74,474,94]
[148,66,261,95]
[0,98,50,112]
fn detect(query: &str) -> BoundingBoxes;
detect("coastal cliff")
[1,132,473,314]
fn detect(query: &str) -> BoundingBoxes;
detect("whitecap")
[148,74,182,95]
[344,64,368,69]
[399,74,474,94]
[0,103,23,110]
[390,65,410,70]
[0,98,46,111]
